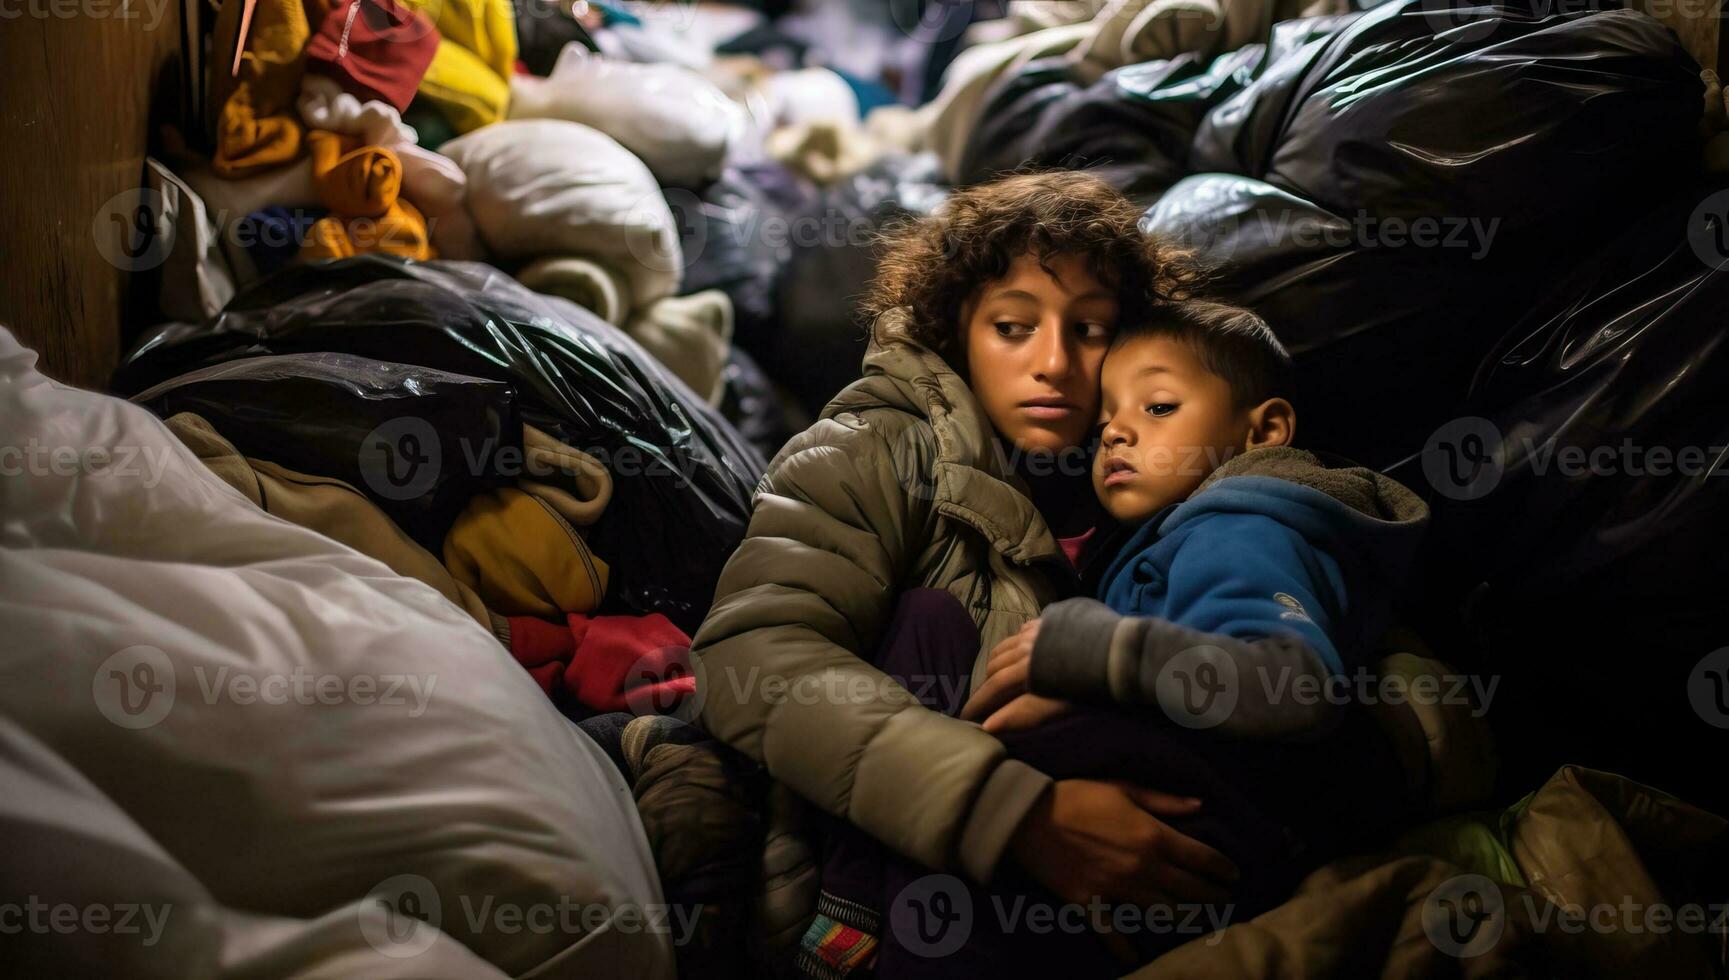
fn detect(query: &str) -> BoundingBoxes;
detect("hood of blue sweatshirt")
[1098,446,1430,672]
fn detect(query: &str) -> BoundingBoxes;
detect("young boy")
[999,299,1431,742]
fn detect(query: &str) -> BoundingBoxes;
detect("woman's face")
[962,253,1118,455]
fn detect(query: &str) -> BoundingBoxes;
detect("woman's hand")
[1009,779,1239,911]
[960,619,1042,721]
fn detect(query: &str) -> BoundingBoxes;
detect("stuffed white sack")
[508,43,738,189]
[0,715,519,977]
[0,327,674,979]
[443,118,684,310]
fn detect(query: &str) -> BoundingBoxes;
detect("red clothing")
[306,0,439,111]
[508,612,697,714]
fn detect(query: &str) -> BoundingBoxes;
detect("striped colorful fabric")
[795,911,880,980]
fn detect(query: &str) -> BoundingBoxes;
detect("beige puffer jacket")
[690,311,1078,897]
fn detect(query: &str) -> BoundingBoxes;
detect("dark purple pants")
[815,589,1405,979]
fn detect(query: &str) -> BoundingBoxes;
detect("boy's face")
[1092,334,1254,524]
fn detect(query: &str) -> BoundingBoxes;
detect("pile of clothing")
[117,258,770,726]
[2,324,678,978]
[152,0,910,450]
[132,1,986,726]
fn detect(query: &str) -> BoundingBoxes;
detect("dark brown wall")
[0,2,187,388]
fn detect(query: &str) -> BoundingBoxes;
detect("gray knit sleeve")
[1029,598,1340,739]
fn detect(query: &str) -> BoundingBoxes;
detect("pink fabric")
[1057,526,1097,569]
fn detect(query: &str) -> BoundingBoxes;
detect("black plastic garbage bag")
[1186,12,1364,178]
[960,52,1209,203]
[511,0,598,76]
[717,346,801,462]
[773,152,950,413]
[1193,1,1701,234]
[115,257,767,632]
[961,45,1277,204]
[959,13,1355,202]
[1392,183,1729,816]
[670,162,818,355]
[1146,2,1701,466]
[132,352,519,554]
[1145,173,1523,466]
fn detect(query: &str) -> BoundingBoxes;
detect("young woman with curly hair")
[688,172,1233,974]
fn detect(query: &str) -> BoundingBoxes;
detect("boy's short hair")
[863,170,1202,370]
[1116,300,1294,409]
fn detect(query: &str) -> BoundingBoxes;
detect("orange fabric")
[301,131,433,260]
[211,0,311,177]
[307,130,400,217]
[301,197,433,260]
[215,87,305,177]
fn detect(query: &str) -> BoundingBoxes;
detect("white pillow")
[509,44,739,190]
[443,119,683,311]
[0,329,674,979]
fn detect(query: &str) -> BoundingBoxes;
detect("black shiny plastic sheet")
[1395,183,1729,814]
[132,351,518,554]
[1145,173,1523,465]
[960,51,1214,204]
[116,257,767,631]
[1194,3,1701,235]
[959,13,1357,203]
[672,161,817,355]
[717,346,800,461]
[1145,1,1701,466]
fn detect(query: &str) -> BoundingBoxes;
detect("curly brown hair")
[863,170,1203,370]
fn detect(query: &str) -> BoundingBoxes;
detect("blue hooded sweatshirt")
[1097,446,1429,677]
[1027,447,1429,739]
